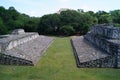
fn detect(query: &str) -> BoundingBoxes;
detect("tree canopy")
[0,6,120,36]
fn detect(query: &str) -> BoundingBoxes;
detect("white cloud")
[9,0,27,3]
[59,0,71,3]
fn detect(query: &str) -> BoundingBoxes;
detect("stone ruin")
[71,24,120,68]
[0,29,54,65]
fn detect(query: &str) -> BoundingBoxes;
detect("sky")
[0,0,120,17]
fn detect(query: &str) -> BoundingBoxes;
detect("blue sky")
[0,0,120,17]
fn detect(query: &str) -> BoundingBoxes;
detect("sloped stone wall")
[84,25,120,68]
[0,35,54,66]
[0,53,33,65]
[72,25,120,68]
[79,55,115,68]
[91,25,120,39]
[0,29,55,66]
[6,33,39,50]
[84,33,118,55]
[0,45,1,52]
[71,36,116,68]
[117,46,120,67]
[0,33,39,52]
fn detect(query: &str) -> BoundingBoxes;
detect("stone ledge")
[0,53,33,66]
[2,36,54,65]
[71,36,116,68]
[91,25,120,39]
[0,29,55,66]
[0,33,39,52]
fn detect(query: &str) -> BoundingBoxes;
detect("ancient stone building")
[72,24,120,68]
[0,29,54,65]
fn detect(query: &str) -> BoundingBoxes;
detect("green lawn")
[0,37,120,80]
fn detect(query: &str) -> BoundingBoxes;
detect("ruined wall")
[0,29,54,66]
[6,33,39,50]
[84,25,120,68]
[0,33,39,52]
[117,46,120,67]
[79,55,115,68]
[84,33,118,55]
[0,53,33,65]
[71,37,116,68]
[91,25,120,39]
[0,45,1,52]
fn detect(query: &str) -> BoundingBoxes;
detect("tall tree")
[110,10,120,23]
[38,13,60,34]
[0,17,8,34]
[95,11,112,24]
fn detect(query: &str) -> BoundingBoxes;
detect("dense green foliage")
[38,10,95,35]
[0,6,120,35]
[0,6,40,34]
[0,37,120,80]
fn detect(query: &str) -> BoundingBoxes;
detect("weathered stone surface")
[72,24,120,68]
[85,25,120,68]
[72,36,108,62]
[91,24,120,39]
[71,36,115,68]
[0,29,54,65]
[4,36,54,65]
[0,45,1,52]
[11,29,25,35]
[0,33,39,51]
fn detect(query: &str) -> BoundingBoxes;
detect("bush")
[0,18,8,35]
[60,25,75,35]
[114,23,120,27]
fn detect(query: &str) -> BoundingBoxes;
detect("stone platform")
[71,24,120,68]
[0,29,54,65]
[71,36,115,68]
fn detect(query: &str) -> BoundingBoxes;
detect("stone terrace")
[72,36,109,63]
[4,36,54,65]
[0,29,54,65]
[71,24,120,68]
[71,36,114,68]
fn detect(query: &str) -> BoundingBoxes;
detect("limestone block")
[91,25,120,39]
[11,29,25,35]
[112,29,119,38]
[5,33,39,51]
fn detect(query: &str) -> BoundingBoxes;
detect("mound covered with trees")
[0,6,120,35]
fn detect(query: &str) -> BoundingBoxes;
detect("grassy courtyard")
[0,37,120,80]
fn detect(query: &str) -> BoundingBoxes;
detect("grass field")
[0,37,120,80]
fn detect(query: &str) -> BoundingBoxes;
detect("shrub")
[60,25,75,35]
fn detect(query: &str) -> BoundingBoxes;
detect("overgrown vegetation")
[0,6,120,35]
[0,37,119,80]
